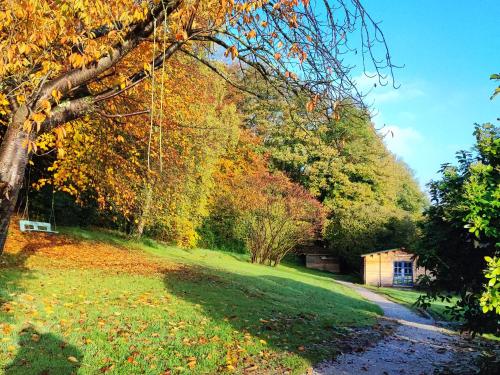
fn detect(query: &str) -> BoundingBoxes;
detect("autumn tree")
[32,55,240,246]
[0,0,395,253]
[238,171,324,266]
[198,129,264,252]
[238,81,426,270]
[202,133,324,265]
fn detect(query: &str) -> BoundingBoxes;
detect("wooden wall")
[363,250,426,287]
[306,254,340,273]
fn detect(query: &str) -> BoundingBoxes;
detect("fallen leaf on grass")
[1,324,12,334]
[99,365,114,373]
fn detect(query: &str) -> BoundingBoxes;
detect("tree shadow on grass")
[162,265,384,369]
[0,245,36,324]
[1,233,82,374]
[4,326,82,375]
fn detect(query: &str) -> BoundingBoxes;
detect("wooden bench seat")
[19,220,58,234]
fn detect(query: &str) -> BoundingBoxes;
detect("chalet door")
[393,261,413,286]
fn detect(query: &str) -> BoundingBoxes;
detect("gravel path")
[313,281,473,375]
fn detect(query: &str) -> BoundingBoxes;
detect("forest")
[0,31,426,268]
[0,0,426,267]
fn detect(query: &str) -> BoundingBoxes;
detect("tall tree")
[32,55,240,246]
[0,0,395,253]
[416,124,499,333]
[239,86,426,269]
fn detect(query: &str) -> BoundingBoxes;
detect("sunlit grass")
[364,286,456,320]
[0,227,382,374]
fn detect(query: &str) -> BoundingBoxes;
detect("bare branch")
[97,109,150,119]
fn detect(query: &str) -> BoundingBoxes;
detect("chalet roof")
[360,248,412,257]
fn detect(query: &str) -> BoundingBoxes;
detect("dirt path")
[313,281,478,375]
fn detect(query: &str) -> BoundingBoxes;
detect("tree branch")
[97,109,149,119]
[35,0,182,106]
[178,48,266,99]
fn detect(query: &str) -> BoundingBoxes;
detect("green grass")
[0,227,382,374]
[364,286,456,320]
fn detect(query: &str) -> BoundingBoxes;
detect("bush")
[415,123,499,334]
[237,172,324,266]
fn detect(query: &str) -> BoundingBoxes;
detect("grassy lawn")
[0,226,382,374]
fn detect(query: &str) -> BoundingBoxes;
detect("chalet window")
[393,261,413,286]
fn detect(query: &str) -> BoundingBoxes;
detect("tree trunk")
[135,183,153,238]
[0,106,31,253]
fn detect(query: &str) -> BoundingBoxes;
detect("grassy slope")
[0,227,381,374]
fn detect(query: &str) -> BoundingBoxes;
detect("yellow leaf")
[32,112,46,124]
[0,93,9,106]
[51,89,62,103]
[68,356,78,363]
[40,99,51,114]
[27,140,37,153]
[23,119,32,132]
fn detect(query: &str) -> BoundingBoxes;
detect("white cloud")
[353,73,425,105]
[380,125,424,159]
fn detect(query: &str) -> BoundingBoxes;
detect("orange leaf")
[247,29,257,39]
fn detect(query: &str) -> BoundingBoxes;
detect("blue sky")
[358,0,500,188]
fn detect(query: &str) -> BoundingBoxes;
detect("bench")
[19,220,58,234]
